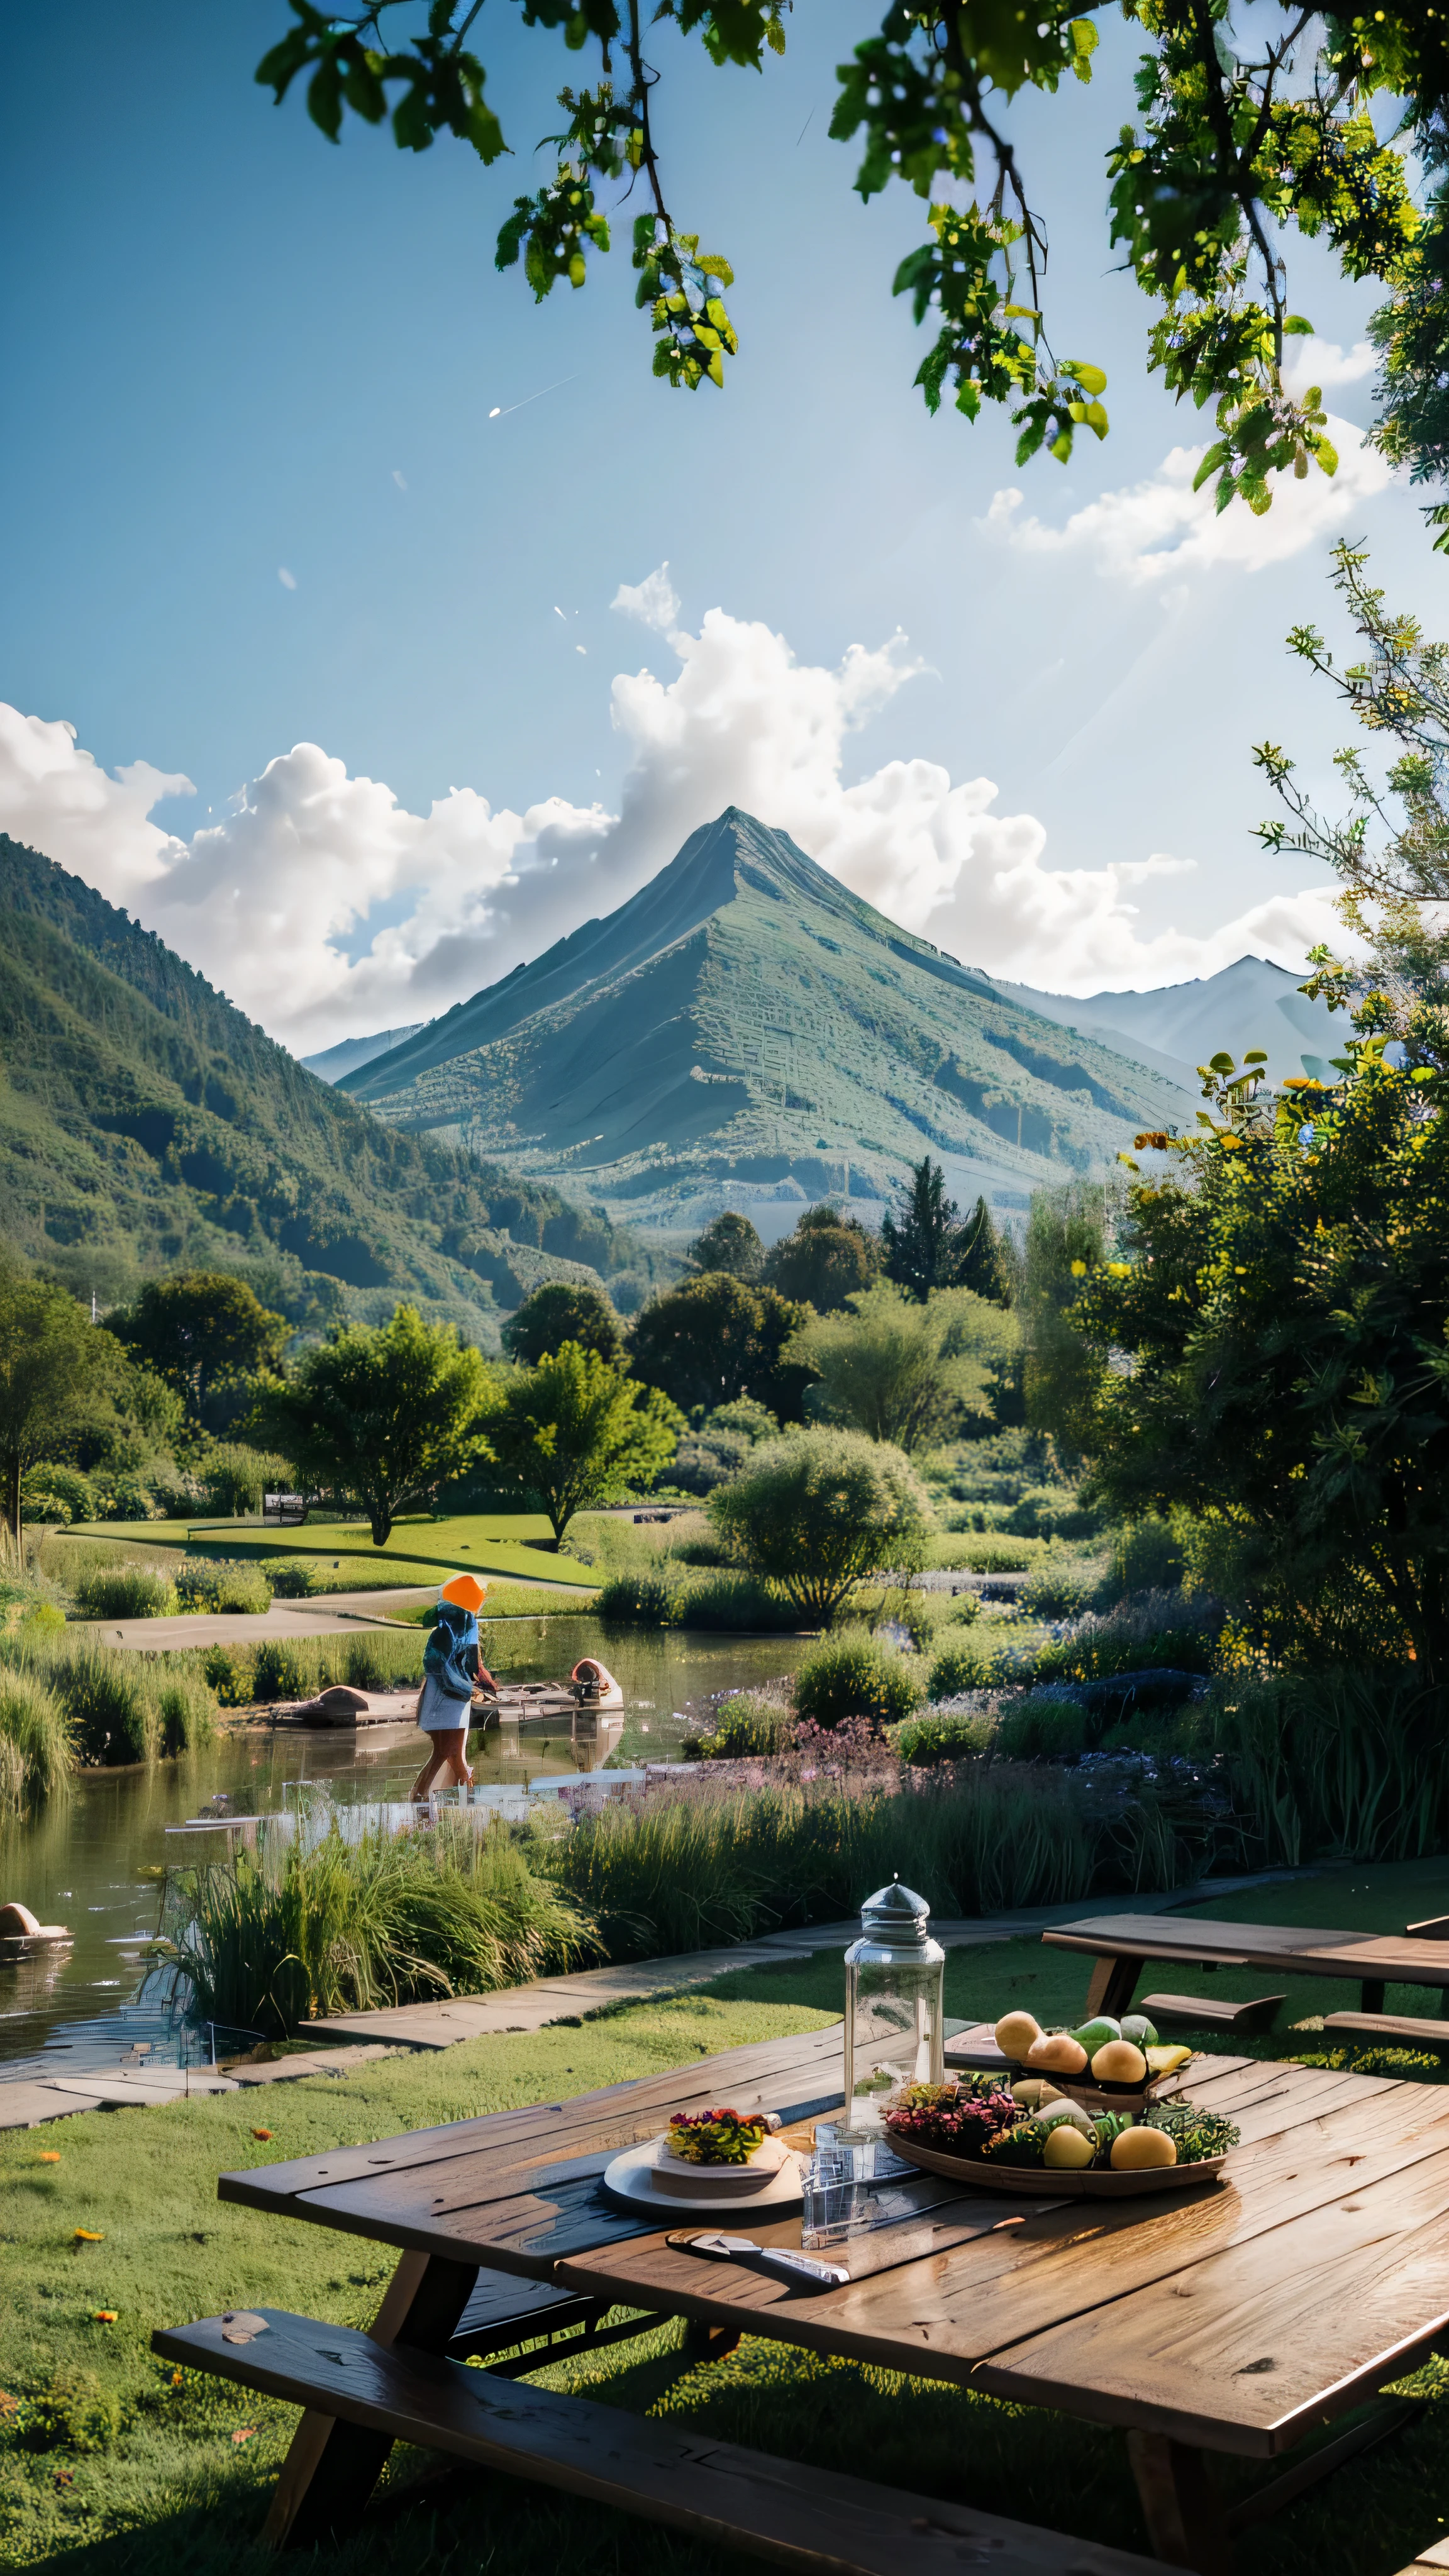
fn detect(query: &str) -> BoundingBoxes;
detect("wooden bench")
[447,2267,655,2373]
[1139,1991,1285,2036]
[154,2306,1182,2575]
[1322,2011,1449,2058]
[1395,2541,1449,2572]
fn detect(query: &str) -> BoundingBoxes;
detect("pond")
[0,1619,806,2081]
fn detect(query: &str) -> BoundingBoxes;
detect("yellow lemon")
[1109,2124,1177,2170]
[994,2011,1043,2060]
[1091,2040,1149,2084]
[1043,2123,1096,2170]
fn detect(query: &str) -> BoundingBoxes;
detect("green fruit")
[1120,2014,1160,2048]
[1071,2016,1121,2055]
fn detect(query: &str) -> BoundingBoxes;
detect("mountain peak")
[343,809,1192,1243]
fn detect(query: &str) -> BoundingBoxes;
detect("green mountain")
[0,834,657,1335]
[343,809,1197,1238]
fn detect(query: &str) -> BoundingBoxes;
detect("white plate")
[603,2136,806,2218]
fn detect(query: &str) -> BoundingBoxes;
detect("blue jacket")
[424,1600,479,1703]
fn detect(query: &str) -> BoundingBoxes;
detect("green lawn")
[704,1857,1449,2058]
[8,1897,1449,2576]
[68,1513,599,1591]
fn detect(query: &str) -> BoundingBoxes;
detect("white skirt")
[417,1673,473,1733]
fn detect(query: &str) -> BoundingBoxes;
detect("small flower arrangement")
[886,2080,1019,2158]
[666,2107,769,2165]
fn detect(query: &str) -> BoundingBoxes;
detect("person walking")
[410,1574,494,1801]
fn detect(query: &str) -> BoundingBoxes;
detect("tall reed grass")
[0,1670,73,1811]
[1211,1670,1449,1864]
[596,1568,799,1631]
[0,1631,219,1769]
[540,1762,1214,1959]
[72,1565,180,1619]
[202,1631,426,1704]
[167,1815,596,2036]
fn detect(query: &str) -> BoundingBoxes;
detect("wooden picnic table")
[162,2023,1449,2576]
[1040,1911,1449,2019]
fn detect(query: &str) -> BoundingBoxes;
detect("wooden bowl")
[887,2132,1226,2199]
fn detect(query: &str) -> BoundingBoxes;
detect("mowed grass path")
[9,1871,1449,2576]
[69,1513,599,1591]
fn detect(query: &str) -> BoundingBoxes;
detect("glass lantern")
[840,1876,945,2135]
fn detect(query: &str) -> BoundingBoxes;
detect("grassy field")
[8,1868,1449,2576]
[66,1514,599,1591]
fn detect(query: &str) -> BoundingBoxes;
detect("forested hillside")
[0,836,656,1335]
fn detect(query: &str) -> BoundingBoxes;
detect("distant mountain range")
[996,957,1341,1093]
[0,835,658,1332]
[328,809,1227,1242]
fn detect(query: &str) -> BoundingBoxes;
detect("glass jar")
[841,1876,945,2133]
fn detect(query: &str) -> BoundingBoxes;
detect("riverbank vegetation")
[165,1813,594,2036]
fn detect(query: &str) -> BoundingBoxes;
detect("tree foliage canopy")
[1257,545,1449,1012]
[628,1272,810,1417]
[255,1303,494,1544]
[880,1157,1011,1304]
[484,1341,682,1544]
[501,1280,625,1368]
[1058,1014,1449,1681]
[763,1203,881,1311]
[0,1267,127,1541]
[708,1424,931,1625]
[789,1279,1013,1451]
[256,2,1449,525]
[112,1272,289,1421]
[687,1211,764,1284]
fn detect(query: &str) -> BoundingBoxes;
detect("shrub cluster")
[792,1631,925,1732]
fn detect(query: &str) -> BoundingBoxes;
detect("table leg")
[1127,2431,1233,2575]
[1085,1954,1143,2021]
[1360,1980,1386,2014]
[262,2249,478,2550]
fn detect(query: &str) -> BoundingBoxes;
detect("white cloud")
[0,594,1345,1049]
[278,566,297,590]
[1282,336,1375,398]
[611,563,681,633]
[985,414,1393,585]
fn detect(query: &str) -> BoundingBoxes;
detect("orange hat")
[440,1574,487,1612]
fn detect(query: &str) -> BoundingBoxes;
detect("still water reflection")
[0,1620,804,2075]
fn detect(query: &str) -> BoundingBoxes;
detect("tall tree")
[485,1343,682,1546]
[112,1272,289,1421]
[787,1281,1014,1452]
[955,1196,1013,1306]
[0,1267,121,1541]
[1257,543,1449,1014]
[763,1204,880,1312]
[628,1273,811,1419]
[876,1159,985,1298]
[254,4,1446,528]
[254,1305,494,1545]
[687,1211,764,1284]
[1061,1019,1449,1680]
[501,1280,624,1368]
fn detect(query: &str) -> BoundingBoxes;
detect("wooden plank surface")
[558,2062,1449,2459]
[1139,1993,1284,2034]
[1044,1916,1449,1989]
[153,2307,1180,2576]
[219,2024,845,2221]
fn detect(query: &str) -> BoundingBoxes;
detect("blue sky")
[1,1,1436,1048]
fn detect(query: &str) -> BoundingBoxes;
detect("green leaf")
[1063,360,1107,394]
